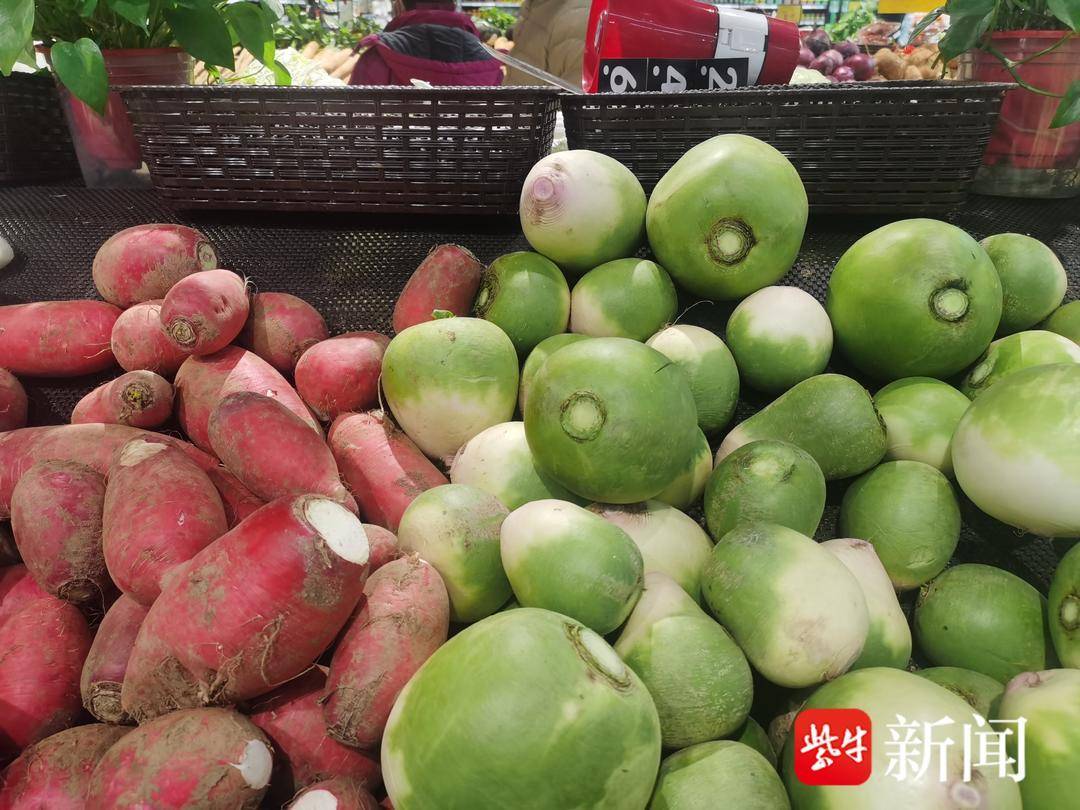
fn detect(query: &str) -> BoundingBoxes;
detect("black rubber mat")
[1,187,1077,591]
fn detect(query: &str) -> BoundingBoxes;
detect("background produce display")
[795,25,959,84]
[0,136,1078,810]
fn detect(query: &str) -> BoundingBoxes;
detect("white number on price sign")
[703,64,739,89]
[656,64,688,93]
[604,65,638,93]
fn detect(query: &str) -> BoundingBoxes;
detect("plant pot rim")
[36,45,187,56]
[986,29,1080,40]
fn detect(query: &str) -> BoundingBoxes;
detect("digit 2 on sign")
[703,63,739,89]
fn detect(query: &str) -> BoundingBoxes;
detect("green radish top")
[1042,300,1080,344]
[980,233,1066,336]
[960,330,1080,399]
[474,252,571,357]
[570,258,678,342]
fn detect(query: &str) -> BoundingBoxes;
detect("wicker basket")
[561,81,1012,214]
[119,85,560,214]
[0,73,81,187]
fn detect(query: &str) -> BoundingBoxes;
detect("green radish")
[650,741,790,810]
[569,259,678,342]
[914,667,1004,717]
[519,150,646,275]
[995,669,1080,810]
[952,363,1080,537]
[704,439,825,541]
[725,286,832,394]
[821,538,912,670]
[960,329,1080,398]
[826,219,1003,381]
[1048,542,1080,668]
[646,324,739,435]
[382,316,518,461]
[717,374,886,480]
[873,377,970,476]
[449,421,586,510]
[500,499,643,634]
[474,252,570,356]
[397,484,511,623]
[782,668,1023,810]
[646,134,808,301]
[524,337,699,503]
[615,572,753,749]
[589,501,713,603]
[653,428,711,511]
[728,717,777,769]
[701,523,869,688]
[915,563,1048,683]
[981,233,1066,335]
[518,332,590,414]
[381,608,661,810]
[839,460,960,590]
[1042,299,1080,344]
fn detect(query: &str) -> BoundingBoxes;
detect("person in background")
[350,0,503,86]
[504,0,590,87]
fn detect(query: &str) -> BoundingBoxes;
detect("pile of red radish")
[0,225,491,808]
[799,28,876,82]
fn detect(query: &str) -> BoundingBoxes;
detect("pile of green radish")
[0,134,1078,810]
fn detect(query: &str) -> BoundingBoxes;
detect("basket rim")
[116,84,562,98]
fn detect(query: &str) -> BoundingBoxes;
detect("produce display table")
[1,186,1077,594]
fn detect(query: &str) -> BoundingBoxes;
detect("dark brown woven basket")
[118,85,560,214]
[561,81,1012,214]
[0,73,81,186]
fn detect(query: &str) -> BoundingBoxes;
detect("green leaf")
[78,0,99,16]
[261,0,284,20]
[938,0,996,63]
[1047,0,1080,30]
[0,0,34,75]
[104,0,151,31]
[164,0,234,69]
[225,1,288,82]
[51,38,108,115]
[1050,80,1080,127]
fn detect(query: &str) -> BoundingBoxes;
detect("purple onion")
[843,53,876,81]
[835,41,860,59]
[799,46,815,67]
[804,28,831,56]
[833,66,856,83]
[820,49,845,68]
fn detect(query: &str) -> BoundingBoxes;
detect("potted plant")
[0,0,286,186]
[915,0,1079,198]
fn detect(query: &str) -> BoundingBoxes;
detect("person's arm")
[504,0,552,85]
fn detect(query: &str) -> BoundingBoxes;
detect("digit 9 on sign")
[603,65,638,93]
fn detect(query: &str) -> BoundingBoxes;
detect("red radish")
[84,708,273,809]
[208,392,356,512]
[0,596,92,759]
[364,524,401,572]
[295,332,390,421]
[0,565,49,623]
[798,46,814,67]
[323,555,449,748]
[240,292,329,374]
[9,460,109,606]
[328,411,448,532]
[174,346,321,453]
[0,523,17,566]
[103,438,227,606]
[160,269,249,356]
[120,495,370,722]
[205,466,266,528]
[81,594,149,724]
[0,369,27,432]
[0,301,120,377]
[71,370,174,428]
[0,724,129,809]
[288,778,380,810]
[833,65,856,82]
[92,224,218,309]
[247,668,380,802]
[392,244,485,334]
[110,299,188,377]
[0,424,218,519]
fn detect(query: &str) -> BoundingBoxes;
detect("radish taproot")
[653,427,712,511]
[240,291,329,373]
[873,377,970,476]
[392,244,485,334]
[474,251,570,356]
[323,556,450,749]
[85,708,273,809]
[517,332,589,414]
[0,724,129,809]
[328,411,448,532]
[71,370,174,428]
[652,741,789,810]
[960,329,1080,399]
[92,223,217,308]
[981,232,1066,335]
[120,495,369,721]
[0,368,27,432]
[364,524,401,572]
[1049,541,1080,667]
[289,778,380,810]
[209,392,355,511]
[173,345,321,452]
[569,258,677,342]
[0,300,121,377]
[295,332,389,421]
[914,667,1004,716]
[109,299,188,377]
[160,269,250,356]
[81,594,148,724]
[102,438,227,605]
[0,564,49,621]
[1043,299,1080,343]
[646,325,739,435]
[397,484,510,623]
[10,460,109,606]
[729,717,776,769]
[382,317,518,462]
[206,466,266,528]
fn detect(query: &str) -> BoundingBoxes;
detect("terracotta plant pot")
[48,47,193,188]
[962,31,1080,198]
